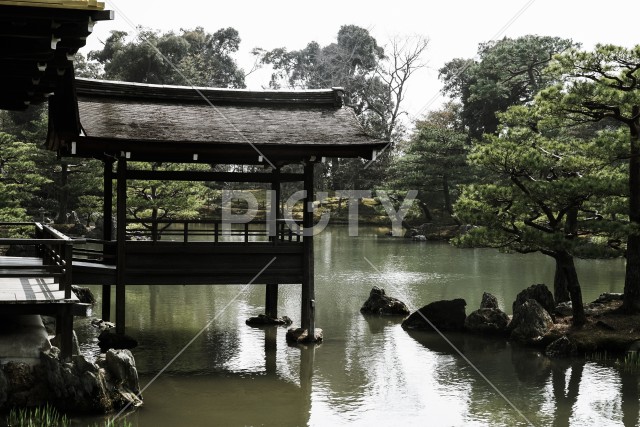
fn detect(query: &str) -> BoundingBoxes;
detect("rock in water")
[246,314,293,326]
[98,330,138,350]
[401,299,466,331]
[360,287,410,316]
[545,336,576,358]
[480,292,499,309]
[513,284,555,317]
[464,308,510,335]
[509,299,553,344]
[105,349,140,394]
[286,327,323,344]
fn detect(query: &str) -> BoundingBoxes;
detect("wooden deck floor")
[0,256,79,305]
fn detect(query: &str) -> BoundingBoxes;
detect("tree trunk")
[553,259,571,304]
[442,173,460,225]
[623,111,640,313]
[556,251,586,326]
[416,191,433,222]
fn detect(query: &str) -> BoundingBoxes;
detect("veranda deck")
[0,255,89,360]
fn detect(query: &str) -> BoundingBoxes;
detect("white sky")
[82,0,639,121]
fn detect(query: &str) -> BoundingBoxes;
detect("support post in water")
[102,159,114,321]
[116,157,127,335]
[301,161,316,339]
[265,168,280,318]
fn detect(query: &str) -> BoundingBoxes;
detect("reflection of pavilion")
[130,320,316,426]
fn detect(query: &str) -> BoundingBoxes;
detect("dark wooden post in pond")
[102,159,114,321]
[116,157,127,335]
[301,161,315,336]
[265,168,281,319]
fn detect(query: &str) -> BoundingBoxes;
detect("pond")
[77,225,637,426]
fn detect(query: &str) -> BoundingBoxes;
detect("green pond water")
[76,225,639,426]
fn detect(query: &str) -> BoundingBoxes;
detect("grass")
[3,405,133,427]
[585,350,640,373]
[617,351,640,372]
[6,405,69,427]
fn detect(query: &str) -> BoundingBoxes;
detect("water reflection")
[76,226,636,426]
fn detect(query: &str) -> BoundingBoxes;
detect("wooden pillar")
[301,162,315,336]
[102,159,113,321]
[59,305,74,361]
[266,169,281,318]
[116,157,127,335]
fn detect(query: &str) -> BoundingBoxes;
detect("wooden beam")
[122,169,304,183]
[301,162,315,336]
[115,157,126,335]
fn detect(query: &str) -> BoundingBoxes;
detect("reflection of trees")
[621,370,639,427]
[550,360,583,427]
[406,331,554,425]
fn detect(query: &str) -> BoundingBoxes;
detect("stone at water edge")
[246,314,293,326]
[98,330,138,350]
[360,286,410,316]
[480,292,499,310]
[545,336,577,358]
[509,299,553,344]
[286,327,323,343]
[401,299,466,332]
[593,293,624,304]
[464,308,510,335]
[91,318,116,331]
[555,301,573,317]
[513,284,555,318]
[105,349,140,394]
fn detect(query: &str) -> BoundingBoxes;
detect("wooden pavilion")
[48,77,386,339]
[0,0,385,349]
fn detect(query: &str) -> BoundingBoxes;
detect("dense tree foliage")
[389,103,468,222]
[454,101,627,322]
[0,109,103,226]
[440,35,576,139]
[90,27,246,88]
[539,44,640,312]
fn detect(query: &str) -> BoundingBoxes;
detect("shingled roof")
[50,78,386,165]
[0,2,112,110]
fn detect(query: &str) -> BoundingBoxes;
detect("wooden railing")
[124,218,304,243]
[0,222,80,299]
[72,238,116,264]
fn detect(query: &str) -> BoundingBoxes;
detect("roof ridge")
[75,78,344,107]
